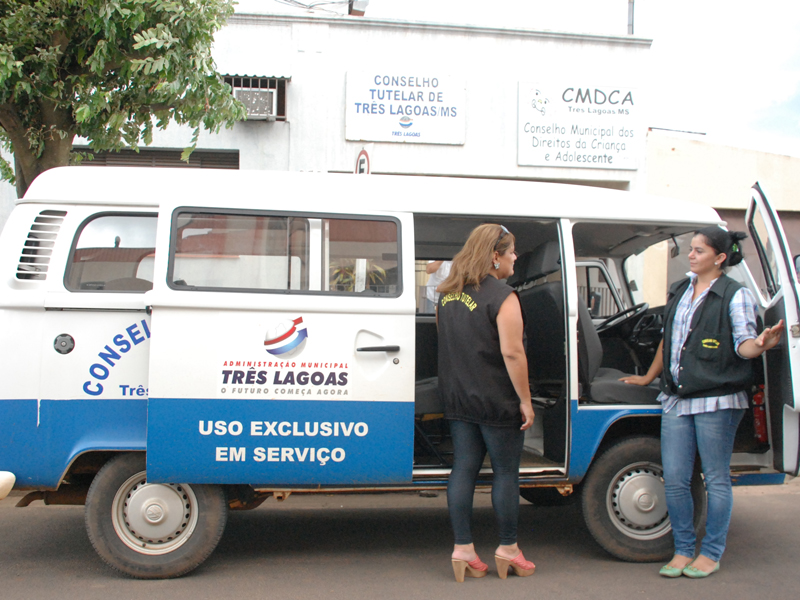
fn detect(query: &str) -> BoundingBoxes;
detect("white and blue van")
[0,167,797,578]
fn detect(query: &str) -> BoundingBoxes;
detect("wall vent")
[16,210,67,281]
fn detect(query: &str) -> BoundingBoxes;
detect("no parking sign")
[354,147,371,174]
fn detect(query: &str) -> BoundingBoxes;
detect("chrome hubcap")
[606,462,671,540]
[111,471,199,555]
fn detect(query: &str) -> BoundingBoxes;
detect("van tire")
[581,436,706,562]
[85,453,227,579]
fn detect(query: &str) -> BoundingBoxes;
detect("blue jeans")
[447,420,524,546]
[661,408,745,562]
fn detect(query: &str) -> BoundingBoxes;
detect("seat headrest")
[506,251,531,287]
[525,241,561,282]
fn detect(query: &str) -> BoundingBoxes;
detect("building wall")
[646,129,800,212]
[640,129,800,305]
[207,14,651,188]
[646,128,800,253]
[0,12,652,234]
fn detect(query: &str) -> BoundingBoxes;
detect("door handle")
[356,345,400,352]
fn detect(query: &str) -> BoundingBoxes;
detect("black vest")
[437,276,522,427]
[660,275,753,399]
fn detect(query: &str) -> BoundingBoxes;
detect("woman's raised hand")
[755,319,785,351]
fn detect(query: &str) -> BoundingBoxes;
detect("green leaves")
[74,105,91,123]
[132,25,179,51]
[0,0,245,196]
[0,46,23,87]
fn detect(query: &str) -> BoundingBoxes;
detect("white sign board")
[518,82,642,170]
[346,72,466,145]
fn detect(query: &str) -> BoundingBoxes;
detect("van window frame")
[167,206,403,298]
[575,260,624,318]
[63,210,158,293]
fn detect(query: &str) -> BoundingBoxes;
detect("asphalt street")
[1,479,799,600]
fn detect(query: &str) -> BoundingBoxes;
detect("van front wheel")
[85,453,228,579]
[581,436,706,562]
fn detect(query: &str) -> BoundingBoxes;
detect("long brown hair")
[438,223,516,295]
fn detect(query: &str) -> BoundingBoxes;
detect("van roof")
[22,166,722,226]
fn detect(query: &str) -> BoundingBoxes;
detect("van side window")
[65,214,157,292]
[172,212,309,291]
[749,209,782,298]
[576,265,621,318]
[325,218,398,294]
[169,211,399,296]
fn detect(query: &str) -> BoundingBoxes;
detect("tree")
[0,0,246,197]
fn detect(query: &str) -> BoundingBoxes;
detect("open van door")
[745,183,800,475]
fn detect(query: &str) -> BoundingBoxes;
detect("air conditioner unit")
[235,89,276,121]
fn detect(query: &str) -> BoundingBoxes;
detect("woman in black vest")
[622,226,784,578]
[436,223,535,582]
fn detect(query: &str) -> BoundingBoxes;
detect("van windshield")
[623,231,695,307]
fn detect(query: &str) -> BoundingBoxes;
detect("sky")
[632,0,800,158]
[254,0,800,158]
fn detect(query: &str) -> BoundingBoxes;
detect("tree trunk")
[14,132,74,198]
[2,97,75,198]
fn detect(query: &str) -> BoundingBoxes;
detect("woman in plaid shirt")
[621,226,784,579]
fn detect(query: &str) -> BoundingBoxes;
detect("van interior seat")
[104,277,154,292]
[413,376,448,466]
[505,251,531,288]
[577,299,660,404]
[414,376,442,415]
[413,241,659,411]
[414,316,442,416]
[516,242,565,386]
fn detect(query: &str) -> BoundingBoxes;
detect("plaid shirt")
[658,274,758,415]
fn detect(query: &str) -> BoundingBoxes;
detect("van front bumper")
[0,471,16,500]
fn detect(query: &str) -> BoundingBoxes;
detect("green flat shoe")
[682,562,720,578]
[659,564,684,578]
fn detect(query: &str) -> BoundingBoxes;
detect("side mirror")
[589,291,602,317]
[794,254,800,274]
[670,235,680,259]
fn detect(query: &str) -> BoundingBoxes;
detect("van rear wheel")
[85,453,227,579]
[581,436,706,562]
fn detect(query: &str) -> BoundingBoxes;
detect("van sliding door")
[145,206,416,486]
